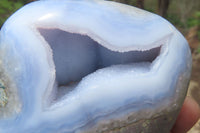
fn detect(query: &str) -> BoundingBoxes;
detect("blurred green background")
[0,0,29,27]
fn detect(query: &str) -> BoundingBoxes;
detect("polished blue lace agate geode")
[0,0,191,133]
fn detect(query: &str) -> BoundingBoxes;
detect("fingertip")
[171,97,200,133]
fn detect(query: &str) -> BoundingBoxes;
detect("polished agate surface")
[0,0,191,133]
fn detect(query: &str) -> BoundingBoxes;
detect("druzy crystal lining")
[38,28,162,89]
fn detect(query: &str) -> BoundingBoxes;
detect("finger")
[170,97,200,133]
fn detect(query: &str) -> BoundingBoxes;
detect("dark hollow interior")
[38,28,161,87]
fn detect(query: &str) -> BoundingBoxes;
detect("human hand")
[170,97,200,133]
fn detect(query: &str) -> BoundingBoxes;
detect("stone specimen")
[0,0,192,133]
